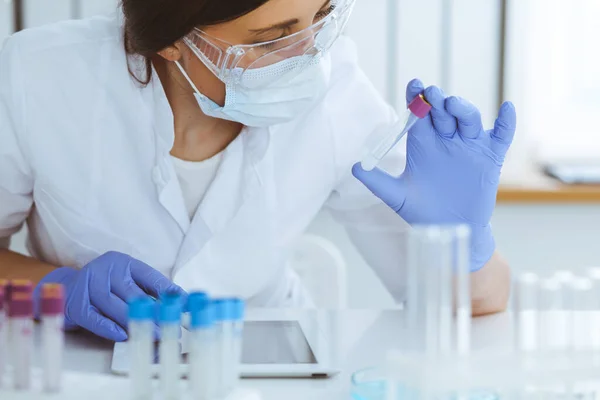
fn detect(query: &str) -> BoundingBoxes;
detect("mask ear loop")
[174,60,207,100]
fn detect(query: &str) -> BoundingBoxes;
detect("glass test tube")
[159,295,183,400]
[569,277,594,351]
[513,273,540,400]
[553,270,575,349]
[406,228,422,340]
[454,225,472,357]
[9,291,33,390]
[41,284,65,393]
[229,299,245,392]
[409,227,440,357]
[539,277,565,351]
[407,226,471,355]
[408,226,471,400]
[0,280,6,386]
[188,293,216,400]
[586,267,600,352]
[514,273,540,353]
[128,297,156,400]
[360,94,432,171]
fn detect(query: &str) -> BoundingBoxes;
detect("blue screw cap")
[231,298,245,321]
[128,297,156,321]
[159,295,183,324]
[187,292,209,310]
[190,298,215,329]
[213,299,234,321]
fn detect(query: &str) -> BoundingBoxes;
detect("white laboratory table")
[32,309,514,400]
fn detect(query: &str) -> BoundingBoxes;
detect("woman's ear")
[157,43,183,62]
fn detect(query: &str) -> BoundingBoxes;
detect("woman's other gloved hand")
[353,79,517,271]
[33,251,186,341]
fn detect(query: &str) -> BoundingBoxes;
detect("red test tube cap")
[408,94,433,119]
[9,292,33,318]
[0,280,6,312]
[41,283,65,316]
[10,279,33,294]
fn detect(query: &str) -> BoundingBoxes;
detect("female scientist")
[0,0,516,341]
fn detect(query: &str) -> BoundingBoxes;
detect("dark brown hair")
[121,0,271,85]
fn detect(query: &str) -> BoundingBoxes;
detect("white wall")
[346,0,502,124]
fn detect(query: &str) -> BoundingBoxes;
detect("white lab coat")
[0,14,410,306]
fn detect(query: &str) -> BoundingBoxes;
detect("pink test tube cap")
[8,292,33,318]
[41,283,65,316]
[408,94,433,119]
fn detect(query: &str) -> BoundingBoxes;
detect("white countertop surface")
[23,309,514,400]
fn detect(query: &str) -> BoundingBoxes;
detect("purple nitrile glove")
[353,79,517,271]
[33,251,187,341]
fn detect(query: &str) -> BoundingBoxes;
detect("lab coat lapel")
[152,161,190,233]
[173,128,271,274]
[148,70,190,234]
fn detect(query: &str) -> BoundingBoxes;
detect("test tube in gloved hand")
[41,284,65,393]
[361,94,432,171]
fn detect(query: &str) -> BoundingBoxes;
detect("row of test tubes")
[515,268,600,353]
[129,292,245,400]
[513,269,600,399]
[0,279,65,393]
[389,224,600,399]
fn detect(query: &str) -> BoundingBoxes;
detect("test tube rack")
[0,368,263,400]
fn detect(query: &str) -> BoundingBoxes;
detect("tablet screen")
[152,321,318,365]
[241,321,318,364]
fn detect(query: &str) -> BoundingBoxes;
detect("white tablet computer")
[111,311,339,378]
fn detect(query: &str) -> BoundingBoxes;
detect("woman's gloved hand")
[33,251,186,341]
[353,79,517,271]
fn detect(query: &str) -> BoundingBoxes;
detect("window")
[505,0,600,161]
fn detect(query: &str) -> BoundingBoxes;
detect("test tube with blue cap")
[128,297,156,400]
[361,94,432,171]
[188,292,216,400]
[159,293,183,400]
[229,298,246,392]
[214,299,233,398]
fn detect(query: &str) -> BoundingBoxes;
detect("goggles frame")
[182,0,356,86]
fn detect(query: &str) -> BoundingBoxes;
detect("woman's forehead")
[203,0,328,34]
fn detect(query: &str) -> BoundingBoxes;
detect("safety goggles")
[183,0,356,88]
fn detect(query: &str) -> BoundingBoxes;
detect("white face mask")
[175,55,332,128]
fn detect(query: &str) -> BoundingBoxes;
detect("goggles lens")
[184,0,355,87]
